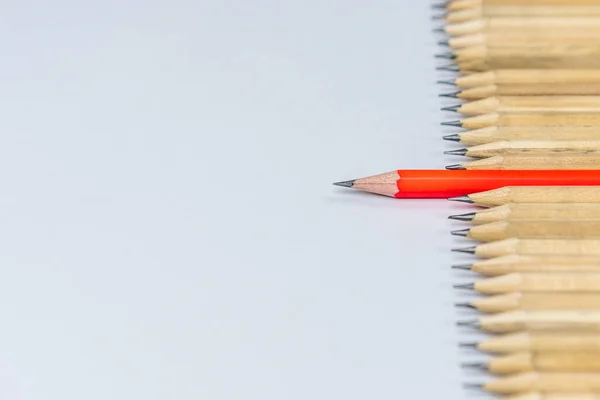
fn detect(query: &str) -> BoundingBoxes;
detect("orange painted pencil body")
[344,170,600,198]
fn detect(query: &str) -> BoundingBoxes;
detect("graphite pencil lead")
[448,212,475,221]
[446,164,466,170]
[448,195,473,204]
[458,342,478,349]
[433,27,446,34]
[437,79,456,85]
[451,228,470,237]
[443,134,460,142]
[333,180,355,188]
[444,149,468,156]
[452,264,472,271]
[442,104,461,112]
[457,320,480,328]
[455,302,476,309]
[435,52,456,60]
[431,13,447,20]
[438,39,450,46]
[431,2,448,10]
[454,283,475,290]
[463,383,484,391]
[436,65,459,72]
[439,92,459,98]
[452,246,476,254]
[441,120,463,127]
[461,362,488,371]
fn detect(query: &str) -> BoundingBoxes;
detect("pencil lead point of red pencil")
[451,229,470,237]
[457,320,480,329]
[452,246,476,254]
[449,212,475,221]
[436,64,460,72]
[446,164,466,170]
[455,302,476,310]
[441,120,463,128]
[445,149,467,156]
[452,264,472,271]
[454,283,475,290]
[440,92,459,98]
[442,104,461,112]
[333,180,355,188]
[435,52,456,60]
[448,195,473,204]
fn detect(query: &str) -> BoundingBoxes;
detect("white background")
[0,1,486,399]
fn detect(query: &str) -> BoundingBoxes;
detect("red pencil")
[333,170,600,198]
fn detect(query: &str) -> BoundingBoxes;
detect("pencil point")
[452,246,476,254]
[442,104,461,112]
[433,27,446,34]
[451,228,470,237]
[444,148,468,156]
[455,302,476,309]
[438,39,450,46]
[431,2,448,10]
[448,195,473,204]
[333,180,355,188]
[452,264,472,271]
[436,52,456,60]
[461,362,488,371]
[441,120,463,128]
[448,212,475,221]
[436,65,460,72]
[459,342,478,349]
[454,283,475,290]
[457,320,480,328]
[431,13,447,20]
[439,91,459,98]
[443,134,461,142]
[463,383,484,391]
[446,164,466,170]
[437,79,455,85]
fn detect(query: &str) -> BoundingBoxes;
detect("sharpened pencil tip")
[443,134,461,142]
[431,2,448,10]
[452,246,476,254]
[435,52,456,60]
[433,27,446,34]
[441,120,463,128]
[448,196,473,204]
[439,92,459,98]
[448,212,475,221]
[459,342,478,349]
[431,13,447,20]
[436,65,460,72]
[438,39,450,46]
[437,80,455,85]
[333,180,355,188]
[463,383,484,391]
[454,283,475,290]
[461,362,488,371]
[442,104,461,112]
[451,228,470,237]
[457,320,480,328]
[452,264,472,271]
[444,148,468,156]
[455,302,476,309]
[446,164,466,170]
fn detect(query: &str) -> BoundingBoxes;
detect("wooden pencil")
[453,238,600,258]
[444,18,600,37]
[446,140,600,158]
[444,126,600,146]
[445,6,600,23]
[459,310,600,333]
[448,155,600,170]
[462,292,600,313]
[452,220,600,241]
[445,70,600,88]
[447,33,600,50]
[469,331,600,354]
[504,394,600,400]
[442,113,600,130]
[455,273,600,294]
[450,187,600,207]
[465,352,600,374]
[450,203,600,224]
[446,84,600,99]
[444,96,600,116]
[458,254,600,276]
[476,372,600,394]
[446,0,600,13]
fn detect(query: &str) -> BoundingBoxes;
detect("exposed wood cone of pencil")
[456,255,600,276]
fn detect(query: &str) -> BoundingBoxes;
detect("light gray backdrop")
[0,1,482,399]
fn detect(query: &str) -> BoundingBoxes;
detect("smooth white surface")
[0,1,481,399]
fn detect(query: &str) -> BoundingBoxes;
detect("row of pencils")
[437,0,600,398]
